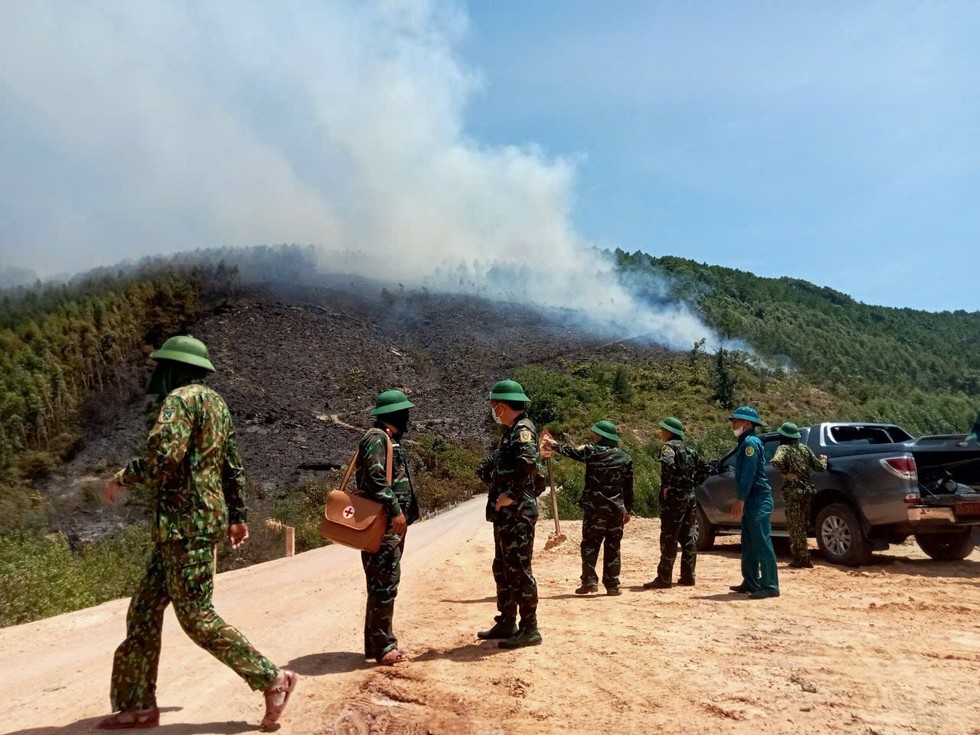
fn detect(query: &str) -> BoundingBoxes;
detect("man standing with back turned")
[100,335,296,731]
[476,379,543,649]
[727,405,780,599]
[544,420,633,596]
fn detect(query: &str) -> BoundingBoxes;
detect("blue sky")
[0,1,977,314]
[460,1,980,311]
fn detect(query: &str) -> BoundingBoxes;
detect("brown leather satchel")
[318,431,390,553]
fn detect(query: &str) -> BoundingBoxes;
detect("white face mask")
[732,425,743,438]
[491,405,504,424]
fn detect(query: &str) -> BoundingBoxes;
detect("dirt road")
[3,497,979,735]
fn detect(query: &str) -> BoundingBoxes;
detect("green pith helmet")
[370,389,415,415]
[151,335,215,372]
[658,416,685,438]
[591,420,620,443]
[777,421,801,439]
[489,379,530,403]
[728,405,764,425]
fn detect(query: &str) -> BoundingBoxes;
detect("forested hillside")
[616,250,979,434]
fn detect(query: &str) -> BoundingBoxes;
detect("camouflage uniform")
[477,415,540,633]
[355,427,420,662]
[109,383,278,713]
[771,442,827,567]
[554,441,633,592]
[655,439,707,584]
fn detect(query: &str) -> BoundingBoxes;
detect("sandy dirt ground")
[2,497,979,735]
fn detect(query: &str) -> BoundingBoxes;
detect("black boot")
[677,576,696,586]
[642,578,672,590]
[499,627,543,649]
[477,620,518,640]
[575,584,599,595]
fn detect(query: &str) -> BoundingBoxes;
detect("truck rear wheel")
[914,531,975,561]
[815,503,872,566]
[695,504,716,551]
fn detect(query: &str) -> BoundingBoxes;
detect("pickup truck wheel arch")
[914,530,975,561]
[695,504,716,551]
[815,503,873,567]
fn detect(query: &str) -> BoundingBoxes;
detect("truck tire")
[914,531,975,561]
[695,504,716,551]
[815,503,872,567]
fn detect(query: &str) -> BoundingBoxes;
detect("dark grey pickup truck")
[696,423,980,566]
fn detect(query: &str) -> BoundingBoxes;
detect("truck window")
[828,425,906,445]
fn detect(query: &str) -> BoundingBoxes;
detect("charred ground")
[49,279,668,539]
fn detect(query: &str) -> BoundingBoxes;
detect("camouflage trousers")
[492,511,538,630]
[581,508,624,590]
[110,538,278,712]
[361,530,405,661]
[656,492,697,583]
[784,488,812,566]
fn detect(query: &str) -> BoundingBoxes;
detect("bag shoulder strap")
[364,427,394,486]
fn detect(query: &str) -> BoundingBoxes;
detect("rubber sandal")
[259,669,298,732]
[379,648,407,665]
[97,707,160,729]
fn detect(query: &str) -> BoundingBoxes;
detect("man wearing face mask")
[355,389,420,666]
[727,406,780,599]
[476,379,543,649]
[99,336,296,731]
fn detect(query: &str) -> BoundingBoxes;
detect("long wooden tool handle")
[547,456,560,535]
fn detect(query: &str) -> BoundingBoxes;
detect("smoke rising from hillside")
[0,1,714,349]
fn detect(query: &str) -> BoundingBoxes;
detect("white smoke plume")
[0,1,715,349]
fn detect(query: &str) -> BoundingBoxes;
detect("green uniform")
[734,431,779,595]
[555,440,633,591]
[477,415,540,632]
[655,439,707,584]
[771,441,827,567]
[354,426,419,662]
[109,383,278,713]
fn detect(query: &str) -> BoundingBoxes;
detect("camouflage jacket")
[659,439,708,498]
[771,441,827,496]
[355,427,420,526]
[477,415,541,522]
[116,383,247,542]
[555,442,633,515]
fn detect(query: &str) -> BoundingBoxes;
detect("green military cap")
[777,421,802,439]
[489,379,530,402]
[151,335,215,372]
[370,389,415,415]
[728,405,764,425]
[591,420,620,443]
[658,416,684,438]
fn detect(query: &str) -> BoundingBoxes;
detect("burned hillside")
[52,280,668,512]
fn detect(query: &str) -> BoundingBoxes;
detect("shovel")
[540,430,567,550]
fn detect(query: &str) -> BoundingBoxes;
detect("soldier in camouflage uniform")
[645,417,709,589]
[355,389,420,665]
[771,422,827,568]
[99,336,296,731]
[543,420,633,596]
[476,379,543,649]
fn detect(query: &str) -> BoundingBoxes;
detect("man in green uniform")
[544,420,633,596]
[644,417,709,589]
[355,389,420,665]
[476,379,543,649]
[728,406,780,599]
[771,421,828,568]
[99,336,296,731]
